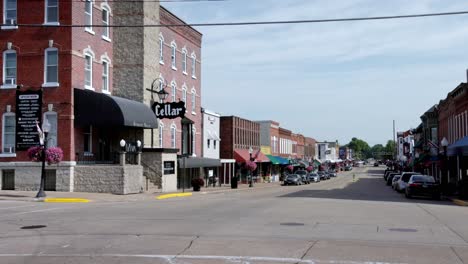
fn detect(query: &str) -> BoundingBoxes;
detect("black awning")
[74,88,158,128]
[178,157,221,168]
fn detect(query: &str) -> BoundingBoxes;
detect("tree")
[371,144,385,160]
[347,137,371,160]
[384,140,396,159]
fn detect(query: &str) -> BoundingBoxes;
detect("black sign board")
[163,161,175,175]
[16,89,42,150]
[152,102,186,119]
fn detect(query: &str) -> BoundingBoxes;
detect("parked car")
[328,171,337,177]
[284,174,303,186]
[405,175,440,199]
[392,175,401,190]
[396,172,422,192]
[308,173,320,182]
[386,173,400,186]
[344,166,352,171]
[300,174,310,184]
[318,171,327,180]
[384,170,397,181]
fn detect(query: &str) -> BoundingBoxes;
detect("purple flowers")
[245,161,257,172]
[27,146,63,165]
[286,165,294,172]
[306,166,313,172]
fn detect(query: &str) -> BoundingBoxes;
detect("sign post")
[16,89,42,150]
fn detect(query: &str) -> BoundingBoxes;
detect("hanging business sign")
[152,102,186,119]
[16,89,42,150]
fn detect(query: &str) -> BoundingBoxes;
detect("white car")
[396,172,422,192]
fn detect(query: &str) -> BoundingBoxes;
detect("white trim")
[101,3,110,40]
[44,0,59,24]
[171,41,177,70]
[0,84,16,89]
[102,36,111,42]
[170,123,177,148]
[191,87,196,113]
[191,52,197,79]
[43,111,58,147]
[159,121,164,148]
[2,49,16,87]
[3,0,17,27]
[84,0,93,34]
[159,34,164,64]
[0,153,16,158]
[44,47,59,86]
[84,47,94,90]
[171,80,177,102]
[182,86,187,103]
[2,112,15,154]
[1,25,18,30]
[101,60,109,93]
[182,48,187,74]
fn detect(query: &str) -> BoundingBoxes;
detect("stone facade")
[141,150,178,193]
[74,165,143,195]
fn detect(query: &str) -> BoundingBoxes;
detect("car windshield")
[402,173,420,182]
[411,176,435,183]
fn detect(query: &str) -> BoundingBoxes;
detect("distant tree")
[384,140,396,159]
[347,137,371,160]
[370,144,385,160]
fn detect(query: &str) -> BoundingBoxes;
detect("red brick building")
[278,127,292,159]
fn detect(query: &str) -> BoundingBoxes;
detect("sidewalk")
[0,182,283,203]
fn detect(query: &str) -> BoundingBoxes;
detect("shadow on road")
[279,168,454,206]
[0,194,30,198]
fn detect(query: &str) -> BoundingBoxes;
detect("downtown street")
[1,166,468,264]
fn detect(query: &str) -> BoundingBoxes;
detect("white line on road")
[0,253,408,264]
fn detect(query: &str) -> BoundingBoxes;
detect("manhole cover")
[388,228,417,232]
[280,222,305,226]
[21,225,47,230]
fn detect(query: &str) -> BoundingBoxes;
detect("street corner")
[452,198,468,206]
[42,198,91,203]
[156,192,193,200]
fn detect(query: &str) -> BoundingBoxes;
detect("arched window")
[192,127,196,156]
[182,86,187,103]
[101,54,111,93]
[43,47,59,87]
[191,52,196,78]
[2,49,16,88]
[2,112,15,153]
[171,41,177,70]
[159,121,164,148]
[83,47,95,90]
[101,2,111,40]
[159,34,164,64]
[182,48,187,74]
[191,88,196,113]
[84,0,93,33]
[44,111,57,147]
[171,81,177,102]
[170,124,177,148]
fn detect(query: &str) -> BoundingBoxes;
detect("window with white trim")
[214,139,217,150]
[159,36,164,64]
[207,139,210,149]
[102,7,109,39]
[182,87,187,104]
[171,81,176,102]
[102,60,109,92]
[2,113,15,153]
[3,0,17,26]
[171,42,177,69]
[191,88,196,113]
[192,127,196,155]
[45,0,59,24]
[44,48,58,85]
[84,0,93,33]
[2,50,16,87]
[191,53,196,78]
[44,112,57,147]
[182,49,187,74]
[158,75,165,103]
[84,52,93,89]
[159,122,164,147]
[170,124,176,148]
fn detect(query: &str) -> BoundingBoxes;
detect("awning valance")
[234,149,270,163]
[179,157,221,168]
[448,136,468,156]
[74,88,158,128]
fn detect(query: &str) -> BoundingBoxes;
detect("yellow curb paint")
[452,199,468,206]
[44,198,90,203]
[156,193,192,200]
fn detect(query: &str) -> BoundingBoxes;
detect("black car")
[317,171,327,180]
[374,162,379,167]
[283,174,303,186]
[405,175,440,199]
[386,173,400,186]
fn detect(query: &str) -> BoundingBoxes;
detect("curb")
[156,192,192,200]
[452,199,468,206]
[43,198,90,203]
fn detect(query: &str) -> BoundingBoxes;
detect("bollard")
[353,174,355,182]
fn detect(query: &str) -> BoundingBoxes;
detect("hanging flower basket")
[27,146,63,165]
[286,165,294,173]
[306,166,313,172]
[245,161,257,172]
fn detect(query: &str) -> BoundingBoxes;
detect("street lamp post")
[441,137,449,194]
[35,118,51,198]
[249,147,253,188]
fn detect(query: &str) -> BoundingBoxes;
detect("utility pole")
[393,120,396,160]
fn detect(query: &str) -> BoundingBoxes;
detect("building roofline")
[160,5,203,37]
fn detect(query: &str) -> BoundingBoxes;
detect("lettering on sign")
[152,102,186,119]
[16,90,42,150]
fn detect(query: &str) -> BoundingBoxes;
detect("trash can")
[231,176,238,189]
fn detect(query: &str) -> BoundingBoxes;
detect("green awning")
[313,159,321,166]
[266,155,289,165]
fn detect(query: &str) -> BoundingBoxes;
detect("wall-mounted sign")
[152,102,186,119]
[16,89,42,150]
[163,161,175,175]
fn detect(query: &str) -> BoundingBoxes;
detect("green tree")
[371,144,385,159]
[347,137,371,160]
[384,140,396,159]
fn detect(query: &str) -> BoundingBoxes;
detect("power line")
[8,10,468,28]
[27,0,228,2]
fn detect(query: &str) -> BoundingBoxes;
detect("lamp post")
[249,147,254,187]
[119,139,126,165]
[36,117,51,198]
[441,137,449,194]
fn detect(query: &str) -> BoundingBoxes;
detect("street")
[1,167,468,264]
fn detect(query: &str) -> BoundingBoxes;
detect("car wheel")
[405,191,412,199]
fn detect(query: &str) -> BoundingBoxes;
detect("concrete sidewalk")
[0,181,283,202]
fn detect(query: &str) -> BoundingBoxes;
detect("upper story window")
[182,49,187,74]
[191,88,196,113]
[102,60,109,93]
[43,48,59,87]
[44,111,57,147]
[84,48,95,90]
[3,0,17,28]
[159,34,164,64]
[170,124,177,148]
[171,81,176,102]
[45,0,59,24]
[2,50,16,88]
[159,122,164,147]
[2,112,15,154]
[182,87,187,104]
[84,0,94,34]
[171,42,177,70]
[101,3,111,41]
[191,53,196,79]
[192,127,196,156]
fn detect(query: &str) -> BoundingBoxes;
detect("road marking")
[44,198,90,203]
[0,253,408,264]
[156,193,192,200]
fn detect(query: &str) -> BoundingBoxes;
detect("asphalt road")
[1,167,468,264]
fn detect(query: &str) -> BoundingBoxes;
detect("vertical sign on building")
[16,89,43,150]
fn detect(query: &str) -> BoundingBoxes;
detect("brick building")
[304,137,316,162]
[257,120,287,181]
[278,127,292,159]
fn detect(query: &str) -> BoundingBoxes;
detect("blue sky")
[163,0,468,146]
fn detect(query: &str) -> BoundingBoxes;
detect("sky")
[163,0,468,146]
